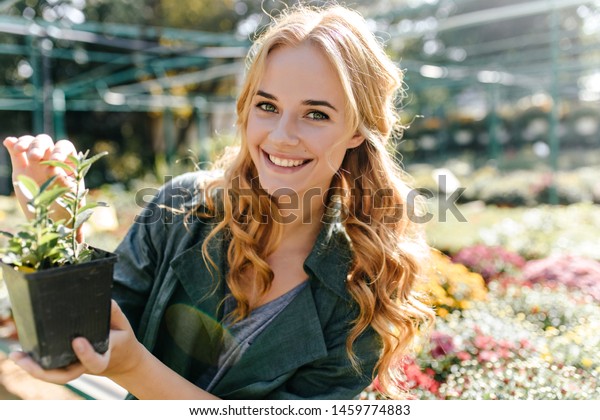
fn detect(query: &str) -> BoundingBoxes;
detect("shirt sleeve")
[111,173,203,334]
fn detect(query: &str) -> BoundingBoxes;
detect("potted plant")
[0,150,117,369]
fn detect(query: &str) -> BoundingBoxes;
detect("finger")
[9,351,86,384]
[12,135,36,152]
[27,134,55,161]
[109,299,132,331]
[50,139,77,162]
[110,299,129,330]
[8,350,28,363]
[48,139,78,181]
[3,136,29,170]
[72,337,110,375]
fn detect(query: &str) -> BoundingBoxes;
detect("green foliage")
[0,151,108,270]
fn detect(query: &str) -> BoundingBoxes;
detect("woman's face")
[246,42,364,203]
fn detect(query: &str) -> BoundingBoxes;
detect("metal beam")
[0,0,18,12]
[0,98,34,110]
[0,16,249,49]
[383,0,595,39]
[110,62,243,95]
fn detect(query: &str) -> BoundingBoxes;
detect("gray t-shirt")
[197,281,308,391]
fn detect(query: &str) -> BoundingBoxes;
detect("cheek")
[318,136,351,167]
[246,116,275,150]
[245,117,260,146]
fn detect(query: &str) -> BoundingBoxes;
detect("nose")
[268,113,300,146]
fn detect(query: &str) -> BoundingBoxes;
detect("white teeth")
[268,154,307,168]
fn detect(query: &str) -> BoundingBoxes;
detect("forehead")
[259,42,346,104]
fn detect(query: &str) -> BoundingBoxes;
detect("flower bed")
[452,244,525,285]
[362,243,600,400]
[406,283,600,399]
[426,202,600,261]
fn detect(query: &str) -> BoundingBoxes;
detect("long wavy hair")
[199,3,434,398]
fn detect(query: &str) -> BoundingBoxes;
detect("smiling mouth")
[266,152,312,168]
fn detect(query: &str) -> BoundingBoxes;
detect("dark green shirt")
[111,172,381,399]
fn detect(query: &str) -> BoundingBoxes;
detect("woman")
[3,4,433,399]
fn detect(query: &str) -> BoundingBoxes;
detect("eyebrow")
[256,90,338,112]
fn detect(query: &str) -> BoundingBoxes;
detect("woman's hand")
[3,134,80,222]
[9,300,145,385]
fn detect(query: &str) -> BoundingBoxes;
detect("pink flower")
[497,348,512,359]
[519,339,533,350]
[478,350,499,363]
[498,339,515,349]
[430,331,455,358]
[452,244,525,284]
[522,255,600,302]
[474,334,495,351]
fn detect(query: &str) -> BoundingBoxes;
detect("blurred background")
[1,0,600,400]
[0,0,598,190]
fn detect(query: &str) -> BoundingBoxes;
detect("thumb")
[72,337,110,375]
[109,299,131,331]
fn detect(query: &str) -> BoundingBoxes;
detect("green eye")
[258,102,277,112]
[307,111,329,121]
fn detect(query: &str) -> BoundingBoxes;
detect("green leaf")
[38,175,58,193]
[74,209,94,230]
[16,175,39,199]
[78,201,109,213]
[34,186,70,207]
[39,233,60,246]
[0,230,14,238]
[81,151,108,169]
[40,160,74,173]
[67,154,80,166]
[77,189,88,200]
[77,151,108,180]
[16,231,35,240]
[77,248,93,264]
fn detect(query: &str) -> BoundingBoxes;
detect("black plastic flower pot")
[0,248,117,369]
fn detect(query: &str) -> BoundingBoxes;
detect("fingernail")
[3,137,16,146]
[73,338,85,353]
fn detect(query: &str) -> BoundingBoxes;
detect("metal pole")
[194,97,210,169]
[488,83,500,165]
[163,108,175,167]
[548,1,560,205]
[53,88,66,139]
[41,40,54,135]
[28,35,43,134]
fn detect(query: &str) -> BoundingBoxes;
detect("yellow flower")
[542,352,553,363]
[581,358,593,368]
[437,307,450,318]
[417,249,487,316]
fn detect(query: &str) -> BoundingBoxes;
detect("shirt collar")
[172,218,354,305]
[303,222,354,303]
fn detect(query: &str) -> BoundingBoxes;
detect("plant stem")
[71,165,82,262]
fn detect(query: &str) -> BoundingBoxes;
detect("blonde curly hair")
[200,3,434,399]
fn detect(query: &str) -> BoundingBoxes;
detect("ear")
[347,131,365,149]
